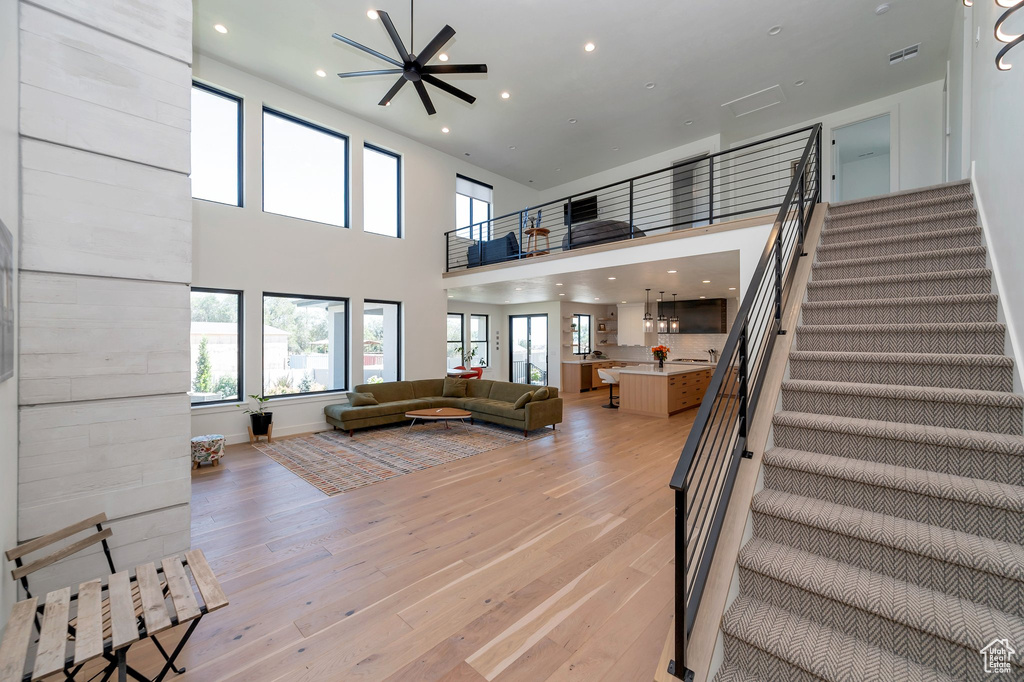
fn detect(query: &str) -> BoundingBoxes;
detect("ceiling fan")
[331,1,487,115]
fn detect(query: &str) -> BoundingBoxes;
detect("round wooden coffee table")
[405,407,473,432]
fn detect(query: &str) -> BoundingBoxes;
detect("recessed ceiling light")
[699,296,706,299]
[504,300,510,303]
[584,42,596,52]
[568,118,577,124]
[515,287,523,291]
[559,293,565,296]
[500,91,510,99]
[594,298,600,301]
[367,10,379,20]
[509,145,516,150]
[656,298,662,302]
[447,295,454,298]
[645,82,656,89]
[556,283,563,286]
[608,277,616,280]
[612,146,619,151]
[438,53,449,62]
[729,287,737,291]
[702,280,711,284]
[875,3,891,15]
[316,69,327,78]
[794,79,806,87]
[621,301,627,304]
[684,120,694,126]
[768,25,782,36]
[555,168,561,172]
[214,24,228,33]
[442,127,450,133]
[667,270,677,274]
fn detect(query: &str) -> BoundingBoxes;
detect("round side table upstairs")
[523,227,551,257]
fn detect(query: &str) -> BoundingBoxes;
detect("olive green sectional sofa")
[324,378,563,436]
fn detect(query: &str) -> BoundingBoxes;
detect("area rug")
[254,422,554,495]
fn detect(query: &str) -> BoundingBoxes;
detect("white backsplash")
[607,334,727,362]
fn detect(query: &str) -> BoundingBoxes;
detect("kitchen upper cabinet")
[617,304,646,346]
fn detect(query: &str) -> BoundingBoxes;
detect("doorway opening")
[509,314,548,385]
[832,114,891,202]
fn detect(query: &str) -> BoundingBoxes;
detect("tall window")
[190,83,241,206]
[263,293,348,397]
[470,314,489,368]
[189,288,243,405]
[455,175,493,241]
[447,313,464,368]
[263,108,348,226]
[363,301,401,383]
[572,314,591,355]
[364,144,401,237]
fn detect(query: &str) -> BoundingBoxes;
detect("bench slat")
[108,571,139,651]
[33,587,71,681]
[73,579,104,666]
[185,549,228,612]
[0,598,38,682]
[161,557,200,623]
[5,514,107,561]
[11,528,113,581]
[135,563,172,636]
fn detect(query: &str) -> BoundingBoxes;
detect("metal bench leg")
[151,618,201,682]
[152,634,186,675]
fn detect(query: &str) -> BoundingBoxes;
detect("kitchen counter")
[618,365,714,417]
[618,364,715,377]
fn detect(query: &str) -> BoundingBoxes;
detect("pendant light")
[669,294,680,333]
[643,289,654,333]
[657,291,668,333]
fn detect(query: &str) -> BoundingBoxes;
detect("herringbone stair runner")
[714,180,1024,682]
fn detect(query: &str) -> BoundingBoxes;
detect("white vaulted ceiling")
[194,0,957,189]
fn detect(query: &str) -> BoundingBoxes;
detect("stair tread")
[822,208,977,237]
[827,194,974,222]
[818,225,982,253]
[738,539,1024,654]
[764,445,1024,511]
[812,245,985,270]
[801,293,997,310]
[789,350,1013,368]
[796,321,1005,333]
[773,412,1024,454]
[781,378,1023,408]
[722,594,956,682]
[713,664,763,682]
[752,489,1024,583]
[828,179,970,211]
[806,268,992,290]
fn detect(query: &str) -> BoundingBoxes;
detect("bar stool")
[597,368,620,409]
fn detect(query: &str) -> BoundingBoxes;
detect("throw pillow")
[347,392,378,407]
[513,392,534,410]
[532,387,550,401]
[443,378,468,398]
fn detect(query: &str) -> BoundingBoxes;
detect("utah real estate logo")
[980,638,1015,675]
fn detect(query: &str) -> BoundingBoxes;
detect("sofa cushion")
[489,381,535,404]
[425,397,467,409]
[532,387,550,401]
[412,379,444,398]
[513,392,533,410]
[469,398,524,419]
[357,381,414,403]
[466,380,493,398]
[443,378,468,398]
[347,391,379,407]
[326,399,430,422]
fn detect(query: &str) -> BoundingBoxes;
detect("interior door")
[509,315,548,385]
[831,114,891,202]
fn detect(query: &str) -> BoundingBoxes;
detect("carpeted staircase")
[714,180,1024,682]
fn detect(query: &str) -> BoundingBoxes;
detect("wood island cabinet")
[619,368,713,417]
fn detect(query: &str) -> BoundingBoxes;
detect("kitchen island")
[618,364,715,418]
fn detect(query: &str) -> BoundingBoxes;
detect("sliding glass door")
[509,314,548,385]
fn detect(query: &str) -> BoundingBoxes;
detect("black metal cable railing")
[666,124,822,682]
[444,125,822,271]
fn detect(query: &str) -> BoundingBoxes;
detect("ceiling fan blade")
[422,63,488,74]
[376,11,411,63]
[378,76,407,106]
[413,79,436,115]
[415,24,455,65]
[422,74,476,105]
[337,69,404,78]
[331,33,403,67]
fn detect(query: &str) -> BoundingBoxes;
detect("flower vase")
[658,358,664,370]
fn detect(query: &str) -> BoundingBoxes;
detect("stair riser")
[779,389,1023,435]
[738,567,991,682]
[812,250,987,281]
[828,185,973,216]
[788,357,1014,392]
[773,422,1024,485]
[720,635,826,682]
[796,328,1005,354]
[763,463,1024,543]
[806,273,992,302]
[801,299,998,326]
[817,229,982,262]
[826,197,976,228]
[751,510,1024,618]
[822,213,978,245]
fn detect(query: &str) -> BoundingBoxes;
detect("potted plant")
[244,394,273,436]
[454,345,478,368]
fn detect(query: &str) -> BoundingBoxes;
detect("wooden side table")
[523,227,550,257]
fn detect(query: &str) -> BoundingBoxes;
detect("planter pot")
[250,412,273,436]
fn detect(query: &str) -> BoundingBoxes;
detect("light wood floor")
[124,391,689,681]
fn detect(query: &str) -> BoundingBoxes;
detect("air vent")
[722,85,787,118]
[889,43,920,65]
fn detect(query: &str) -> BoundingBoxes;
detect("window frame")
[470,314,489,368]
[456,174,493,241]
[189,287,244,407]
[261,107,350,228]
[190,81,243,208]
[363,143,402,238]
[261,291,350,399]
[447,313,465,365]
[364,299,402,380]
[572,313,592,355]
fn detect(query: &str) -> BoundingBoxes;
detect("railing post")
[815,126,823,202]
[446,233,451,272]
[567,197,573,250]
[798,173,806,253]
[671,487,691,681]
[629,180,634,238]
[707,157,715,224]
[518,210,525,260]
[775,225,784,334]
[738,321,749,439]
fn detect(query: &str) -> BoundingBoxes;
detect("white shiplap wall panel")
[24,0,192,64]
[21,139,191,282]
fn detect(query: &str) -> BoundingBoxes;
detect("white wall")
[191,56,539,443]
[0,0,18,625]
[947,5,973,182]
